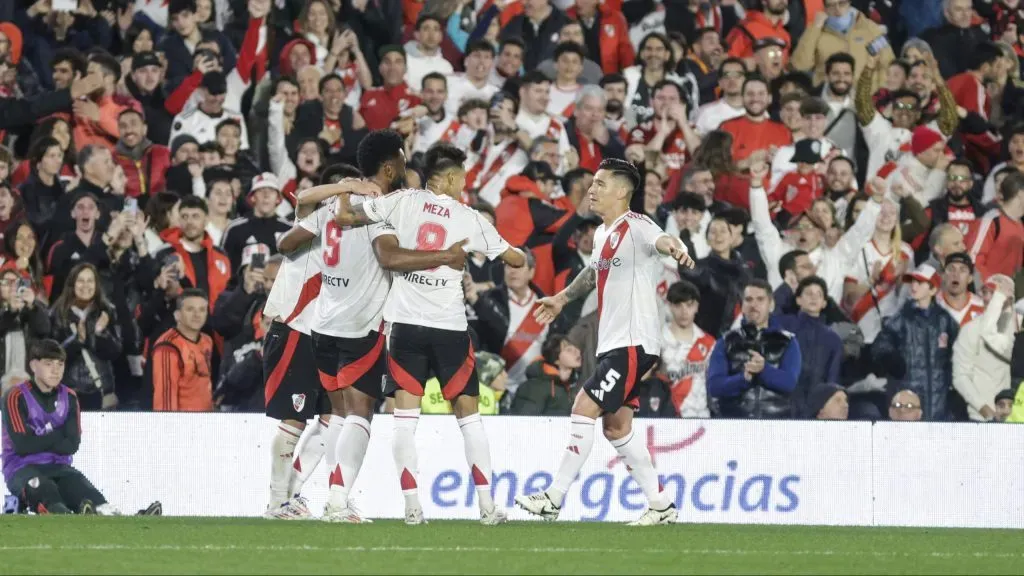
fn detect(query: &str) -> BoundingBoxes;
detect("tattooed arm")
[533,266,596,325]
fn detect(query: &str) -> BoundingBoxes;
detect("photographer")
[0,268,50,378]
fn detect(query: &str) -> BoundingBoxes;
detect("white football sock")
[320,415,345,496]
[392,408,422,510]
[269,422,301,508]
[457,412,495,513]
[612,428,670,510]
[288,418,329,498]
[547,414,596,508]
[327,415,372,509]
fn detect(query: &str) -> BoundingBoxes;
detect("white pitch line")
[0,544,1020,559]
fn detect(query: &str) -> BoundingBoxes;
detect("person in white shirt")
[693,57,747,135]
[169,71,249,148]
[278,136,471,523]
[413,73,457,155]
[332,137,526,526]
[515,70,573,172]
[515,158,695,526]
[546,42,587,122]
[403,14,454,93]
[660,280,716,417]
[877,125,949,206]
[446,40,499,114]
[469,93,530,206]
[490,38,525,88]
[953,275,1018,421]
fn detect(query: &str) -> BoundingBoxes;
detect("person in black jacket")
[160,0,237,91]
[0,72,102,130]
[775,276,843,417]
[124,52,173,146]
[500,0,570,71]
[211,253,278,380]
[219,173,291,274]
[19,138,68,249]
[680,214,752,336]
[0,268,50,377]
[919,0,990,79]
[290,75,367,166]
[919,159,985,260]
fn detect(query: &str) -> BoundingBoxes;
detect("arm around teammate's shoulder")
[371,236,468,272]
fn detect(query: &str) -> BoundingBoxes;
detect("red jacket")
[947,72,1001,174]
[769,171,824,219]
[115,144,171,198]
[566,8,635,74]
[966,208,1024,280]
[495,176,572,295]
[725,11,791,60]
[161,228,232,312]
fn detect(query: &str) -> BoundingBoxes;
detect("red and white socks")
[327,415,372,509]
[457,412,495,514]
[392,408,422,511]
[269,422,302,508]
[611,428,670,511]
[547,414,597,508]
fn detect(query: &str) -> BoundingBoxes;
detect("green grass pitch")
[0,517,1019,574]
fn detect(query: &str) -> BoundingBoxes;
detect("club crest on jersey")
[609,231,622,249]
[292,394,306,412]
[604,24,615,37]
[216,260,228,274]
[649,397,661,412]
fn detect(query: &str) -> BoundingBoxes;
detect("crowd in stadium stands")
[0,0,1023,422]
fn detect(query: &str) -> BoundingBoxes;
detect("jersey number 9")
[323,220,343,266]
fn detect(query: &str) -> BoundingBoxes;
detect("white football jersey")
[299,197,395,338]
[362,189,511,331]
[591,211,671,356]
[844,240,913,344]
[264,230,322,336]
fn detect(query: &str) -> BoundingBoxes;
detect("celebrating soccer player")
[514,158,695,525]
[332,139,526,525]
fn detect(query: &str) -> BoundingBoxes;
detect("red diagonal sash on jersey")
[847,257,900,323]
[283,274,323,325]
[465,142,518,191]
[440,120,461,142]
[596,219,631,320]
[500,302,547,368]
[546,118,563,140]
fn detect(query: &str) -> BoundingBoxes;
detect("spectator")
[994,389,1015,422]
[952,274,1016,421]
[707,279,802,418]
[725,0,790,61]
[777,276,843,415]
[48,263,122,411]
[509,333,582,415]
[919,0,990,79]
[491,37,525,88]
[514,71,573,172]
[623,33,694,120]
[719,76,792,164]
[693,58,746,135]
[47,194,125,296]
[545,42,587,121]
[918,160,984,258]
[446,41,500,113]
[871,263,959,421]
[155,196,232,312]
[566,0,634,75]
[169,72,249,148]
[212,251,277,385]
[791,1,894,91]
[404,15,455,92]
[923,222,967,270]
[818,53,859,160]
[770,97,837,189]
[946,43,1006,174]
[803,382,848,419]
[359,46,421,132]
[966,172,1024,280]
[0,268,50,377]
[114,109,171,199]
[220,174,291,274]
[203,168,236,246]
[752,37,787,83]
[71,53,128,152]
[0,71,102,131]
[627,80,701,191]
[680,214,750,336]
[888,388,924,421]
[500,0,569,71]
[659,280,716,417]
[2,221,45,293]
[292,75,366,165]
[124,52,173,146]
[160,0,237,90]
[935,252,985,326]
[466,92,529,206]
[149,288,214,411]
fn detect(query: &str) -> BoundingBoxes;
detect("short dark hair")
[118,107,146,123]
[457,98,490,118]
[825,52,856,74]
[717,57,746,77]
[499,37,526,53]
[177,288,209,309]
[77,144,108,168]
[554,41,586,62]
[673,191,706,212]
[465,39,496,58]
[416,12,443,29]
[561,167,592,197]
[89,52,121,82]
[321,163,362,185]
[520,69,550,87]
[795,275,828,299]
[652,79,683,99]
[215,117,242,135]
[667,280,701,304]
[51,48,87,77]
[357,129,405,178]
[178,195,209,214]
[168,0,197,16]
[779,249,809,279]
[742,74,769,93]
[599,73,627,87]
[421,71,447,91]
[799,96,829,117]
[273,75,298,93]
[598,158,641,195]
[29,339,66,363]
[318,74,345,94]
[969,42,1004,71]
[28,137,63,166]
[423,141,467,182]
[744,278,773,297]
[541,333,572,365]
[890,89,922,105]
[947,157,974,173]
[829,155,856,173]
[1000,172,1024,203]
[198,141,225,156]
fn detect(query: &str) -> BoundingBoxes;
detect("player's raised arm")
[334,184,381,228]
[372,236,469,272]
[655,234,695,269]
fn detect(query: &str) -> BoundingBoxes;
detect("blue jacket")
[776,312,842,415]
[871,300,959,421]
[14,11,113,92]
[707,317,802,418]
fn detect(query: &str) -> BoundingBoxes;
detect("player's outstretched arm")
[372,237,468,272]
[335,192,375,228]
[277,226,316,254]
[533,267,596,325]
[655,235,695,269]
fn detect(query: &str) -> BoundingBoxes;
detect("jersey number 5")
[416,222,448,271]
[323,220,343,266]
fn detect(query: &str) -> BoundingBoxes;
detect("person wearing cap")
[875,125,949,206]
[767,139,826,224]
[219,173,291,274]
[510,333,583,416]
[871,263,960,421]
[770,97,842,189]
[953,274,1017,421]
[994,389,1016,422]
[358,46,422,132]
[803,383,848,420]
[753,37,787,82]
[790,0,893,91]
[966,172,1024,280]
[114,108,171,198]
[168,71,249,149]
[159,0,237,91]
[936,252,986,326]
[125,51,173,145]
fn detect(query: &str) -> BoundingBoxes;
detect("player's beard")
[390,173,407,192]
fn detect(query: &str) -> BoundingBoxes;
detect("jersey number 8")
[416,222,448,271]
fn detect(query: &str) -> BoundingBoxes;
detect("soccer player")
[332,140,526,525]
[513,158,694,525]
[278,131,469,522]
